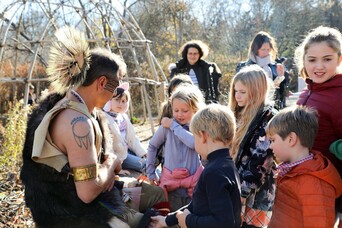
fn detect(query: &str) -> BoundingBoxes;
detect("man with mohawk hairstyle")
[20,26,138,227]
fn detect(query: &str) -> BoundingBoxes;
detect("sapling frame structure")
[0,0,168,133]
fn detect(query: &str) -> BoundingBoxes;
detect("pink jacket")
[159,165,204,200]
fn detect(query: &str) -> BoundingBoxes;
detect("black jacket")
[170,59,221,103]
[165,149,242,228]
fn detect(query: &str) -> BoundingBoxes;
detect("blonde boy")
[266,106,342,227]
[151,104,241,228]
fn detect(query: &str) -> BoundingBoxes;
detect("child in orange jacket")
[266,106,342,227]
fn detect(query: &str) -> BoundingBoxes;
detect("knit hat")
[329,139,342,161]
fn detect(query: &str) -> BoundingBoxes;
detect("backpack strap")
[268,63,278,80]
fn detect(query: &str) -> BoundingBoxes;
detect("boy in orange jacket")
[266,106,342,227]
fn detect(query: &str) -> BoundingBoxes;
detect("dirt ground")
[133,118,159,148]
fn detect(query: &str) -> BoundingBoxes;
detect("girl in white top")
[103,82,147,173]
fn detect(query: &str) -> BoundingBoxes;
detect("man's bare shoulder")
[49,109,94,154]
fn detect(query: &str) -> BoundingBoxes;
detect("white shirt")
[189,69,199,86]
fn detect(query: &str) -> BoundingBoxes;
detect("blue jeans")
[122,150,146,173]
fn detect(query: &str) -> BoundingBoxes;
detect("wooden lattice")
[0,0,168,133]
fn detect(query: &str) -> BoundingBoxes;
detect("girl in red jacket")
[295,26,342,225]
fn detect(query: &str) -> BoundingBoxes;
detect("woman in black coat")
[169,40,221,103]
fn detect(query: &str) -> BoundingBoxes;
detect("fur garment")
[20,93,129,227]
[97,110,128,163]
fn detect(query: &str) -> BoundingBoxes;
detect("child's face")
[269,133,291,163]
[110,95,129,114]
[257,42,271,58]
[234,81,248,107]
[172,98,195,125]
[304,42,341,84]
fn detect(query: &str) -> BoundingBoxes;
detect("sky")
[1,0,252,24]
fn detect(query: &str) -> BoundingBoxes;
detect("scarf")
[250,54,273,79]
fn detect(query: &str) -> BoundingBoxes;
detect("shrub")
[0,102,31,171]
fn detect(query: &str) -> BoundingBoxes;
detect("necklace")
[71,90,96,118]
[70,90,85,104]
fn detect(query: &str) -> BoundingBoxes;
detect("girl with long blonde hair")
[229,64,277,228]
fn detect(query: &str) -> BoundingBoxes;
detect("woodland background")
[0,0,341,226]
[1,0,342,116]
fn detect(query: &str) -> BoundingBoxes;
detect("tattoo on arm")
[71,116,91,149]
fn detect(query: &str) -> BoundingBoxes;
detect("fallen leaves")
[0,167,34,228]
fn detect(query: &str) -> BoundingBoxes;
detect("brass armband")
[72,164,97,182]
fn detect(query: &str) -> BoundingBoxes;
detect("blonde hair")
[229,65,271,159]
[295,26,342,79]
[190,104,236,146]
[266,106,318,149]
[159,74,193,124]
[171,84,205,114]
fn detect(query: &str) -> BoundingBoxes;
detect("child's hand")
[176,209,190,228]
[150,215,167,228]
[161,117,172,128]
[150,177,159,186]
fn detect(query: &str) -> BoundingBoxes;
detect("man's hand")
[103,153,122,174]
[101,154,121,191]
[113,157,122,174]
[176,209,190,228]
[161,117,172,129]
[102,175,115,192]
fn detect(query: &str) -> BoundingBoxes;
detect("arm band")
[72,164,97,182]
